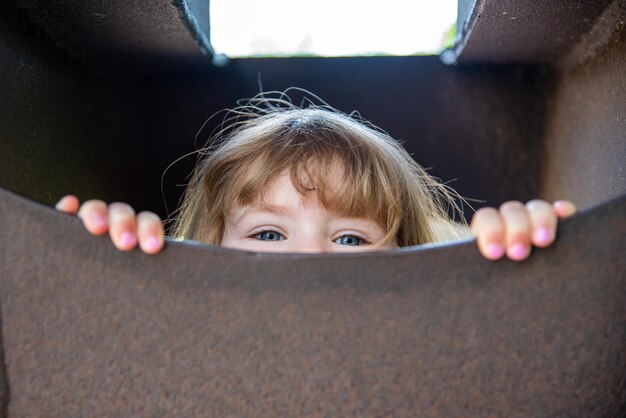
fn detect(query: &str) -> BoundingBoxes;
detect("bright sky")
[210,0,457,57]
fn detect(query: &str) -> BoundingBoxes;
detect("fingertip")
[116,231,138,251]
[136,211,165,255]
[553,200,577,218]
[471,208,506,261]
[84,212,109,235]
[140,236,164,254]
[483,243,505,260]
[532,226,553,247]
[55,195,80,214]
[507,243,530,261]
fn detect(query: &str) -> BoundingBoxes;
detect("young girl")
[56,94,576,260]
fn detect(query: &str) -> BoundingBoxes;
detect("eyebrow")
[250,203,293,216]
[232,203,294,225]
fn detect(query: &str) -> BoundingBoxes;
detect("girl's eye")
[334,235,363,246]
[254,231,284,241]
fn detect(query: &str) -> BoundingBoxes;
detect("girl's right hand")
[55,195,165,254]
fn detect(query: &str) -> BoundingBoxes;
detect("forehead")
[258,172,307,206]
[228,171,385,233]
[252,169,338,210]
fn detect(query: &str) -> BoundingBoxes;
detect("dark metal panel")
[540,22,626,207]
[445,0,617,64]
[1,187,624,416]
[9,0,208,72]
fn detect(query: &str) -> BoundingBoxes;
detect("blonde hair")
[170,93,467,247]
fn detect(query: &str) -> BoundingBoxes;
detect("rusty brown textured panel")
[10,0,206,72]
[0,308,6,418]
[0,187,625,417]
[540,22,626,208]
[447,0,615,64]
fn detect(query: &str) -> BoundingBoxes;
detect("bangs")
[226,127,404,245]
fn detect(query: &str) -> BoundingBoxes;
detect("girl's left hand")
[470,200,577,261]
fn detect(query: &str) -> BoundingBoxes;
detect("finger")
[108,202,138,251]
[526,200,557,248]
[553,200,577,219]
[137,211,165,254]
[499,201,532,261]
[55,195,80,215]
[77,200,109,235]
[470,207,506,260]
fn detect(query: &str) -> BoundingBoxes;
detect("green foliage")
[442,22,457,50]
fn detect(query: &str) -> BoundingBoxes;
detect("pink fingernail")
[533,227,551,245]
[144,236,161,252]
[120,232,136,248]
[93,214,107,229]
[508,243,529,260]
[486,243,504,259]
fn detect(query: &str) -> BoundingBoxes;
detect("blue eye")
[254,231,284,241]
[334,235,362,246]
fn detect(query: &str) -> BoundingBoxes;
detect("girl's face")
[221,171,393,253]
